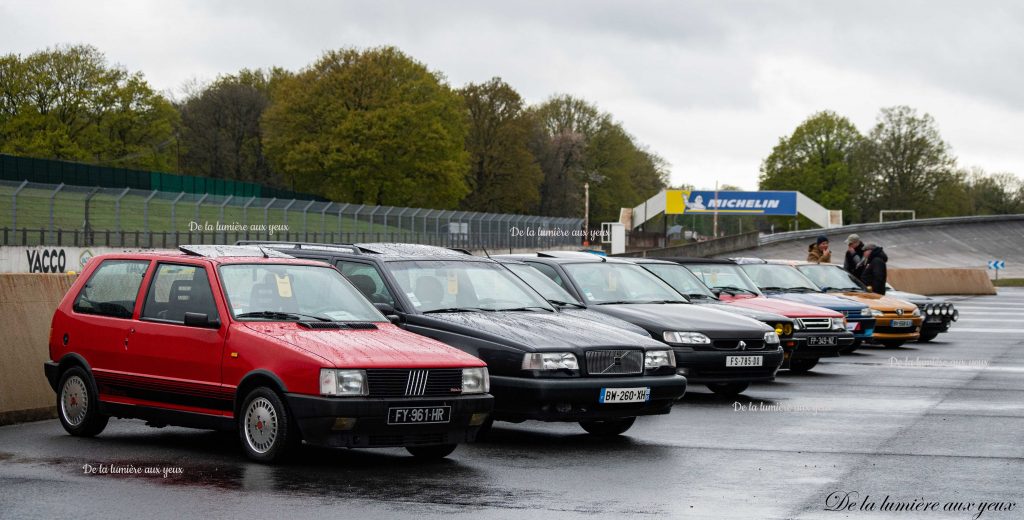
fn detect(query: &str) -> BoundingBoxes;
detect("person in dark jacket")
[859,243,887,295]
[844,234,865,278]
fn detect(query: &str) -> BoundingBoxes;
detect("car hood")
[560,308,653,337]
[407,311,668,352]
[765,292,866,312]
[724,295,843,318]
[827,291,917,312]
[691,300,790,323]
[588,303,772,340]
[886,289,937,305]
[243,322,484,369]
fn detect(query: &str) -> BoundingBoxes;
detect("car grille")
[585,350,644,375]
[797,318,832,331]
[712,339,766,350]
[365,369,462,397]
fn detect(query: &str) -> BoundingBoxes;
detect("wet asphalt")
[1,290,1022,520]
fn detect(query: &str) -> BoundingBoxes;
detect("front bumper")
[871,316,924,341]
[488,374,687,422]
[845,317,876,339]
[921,315,953,333]
[286,393,494,448]
[790,331,853,360]
[673,347,784,384]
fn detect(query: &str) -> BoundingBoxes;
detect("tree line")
[0,44,666,224]
[759,108,1024,224]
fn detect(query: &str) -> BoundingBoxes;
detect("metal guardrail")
[758,214,1024,246]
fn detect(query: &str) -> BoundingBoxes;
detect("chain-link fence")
[0,180,583,250]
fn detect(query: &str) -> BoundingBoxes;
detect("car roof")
[620,258,677,265]
[730,257,768,265]
[655,257,738,265]
[495,252,636,264]
[243,241,491,262]
[85,246,330,268]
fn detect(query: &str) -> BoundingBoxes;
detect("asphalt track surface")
[1,290,1022,520]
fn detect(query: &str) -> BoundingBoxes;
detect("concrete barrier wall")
[888,268,996,296]
[0,274,76,425]
[616,231,760,258]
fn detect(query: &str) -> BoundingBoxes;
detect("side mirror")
[711,288,723,297]
[184,312,220,329]
[373,303,402,324]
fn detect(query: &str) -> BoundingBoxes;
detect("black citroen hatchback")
[243,242,687,437]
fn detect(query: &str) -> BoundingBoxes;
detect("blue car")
[733,259,874,353]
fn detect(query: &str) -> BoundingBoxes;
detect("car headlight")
[764,331,780,345]
[663,331,712,344]
[924,305,934,315]
[831,317,846,330]
[522,352,579,370]
[461,367,489,394]
[870,309,883,317]
[319,369,368,397]
[912,308,920,316]
[792,320,803,331]
[644,350,676,370]
[772,323,794,337]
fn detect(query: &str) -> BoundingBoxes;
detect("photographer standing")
[844,234,865,278]
[860,243,888,295]
[807,235,832,263]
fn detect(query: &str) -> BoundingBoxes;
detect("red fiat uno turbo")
[44,245,493,462]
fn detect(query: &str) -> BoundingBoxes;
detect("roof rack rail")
[179,244,293,259]
[235,240,361,254]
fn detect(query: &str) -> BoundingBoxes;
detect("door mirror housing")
[373,303,402,324]
[711,288,723,297]
[183,312,220,328]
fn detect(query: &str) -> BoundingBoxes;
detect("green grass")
[0,185,406,236]
[992,278,1024,287]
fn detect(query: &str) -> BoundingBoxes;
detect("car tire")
[57,367,108,437]
[787,358,819,374]
[238,387,299,463]
[706,382,750,396]
[579,417,637,436]
[880,340,905,348]
[406,444,458,459]
[917,330,939,342]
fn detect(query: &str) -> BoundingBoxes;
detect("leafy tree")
[0,44,178,171]
[178,68,288,187]
[458,78,542,213]
[759,111,864,223]
[860,106,956,218]
[262,46,469,207]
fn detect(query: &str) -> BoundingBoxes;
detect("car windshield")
[740,264,821,292]
[797,265,865,292]
[562,262,687,304]
[219,263,386,322]
[503,262,582,306]
[640,263,713,299]
[387,259,554,313]
[686,263,762,295]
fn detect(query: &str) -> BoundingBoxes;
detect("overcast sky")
[2,0,1023,190]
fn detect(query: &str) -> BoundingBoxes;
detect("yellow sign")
[666,190,687,214]
[275,274,293,298]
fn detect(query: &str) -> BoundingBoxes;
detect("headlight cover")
[319,369,368,397]
[831,317,846,330]
[663,331,712,344]
[764,331,780,345]
[522,352,579,371]
[870,309,884,317]
[644,350,676,370]
[461,367,489,394]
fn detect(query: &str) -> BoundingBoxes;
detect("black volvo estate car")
[242,242,687,436]
[496,252,783,396]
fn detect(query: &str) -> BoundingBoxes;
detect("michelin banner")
[666,190,798,216]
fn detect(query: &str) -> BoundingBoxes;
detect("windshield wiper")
[547,299,586,309]
[594,300,635,305]
[237,311,332,321]
[497,306,554,312]
[759,286,786,293]
[687,293,713,300]
[640,299,690,304]
[717,286,757,295]
[784,287,819,293]
[422,307,494,314]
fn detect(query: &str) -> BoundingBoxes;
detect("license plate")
[726,355,763,367]
[807,336,837,346]
[891,319,913,328]
[599,387,650,403]
[387,406,451,425]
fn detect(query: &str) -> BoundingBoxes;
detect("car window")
[503,263,580,303]
[741,264,819,290]
[797,265,864,291]
[337,261,396,306]
[686,264,761,293]
[562,262,684,304]
[141,263,219,324]
[641,263,714,298]
[386,259,553,312]
[73,259,150,319]
[526,262,570,290]
[219,263,385,322]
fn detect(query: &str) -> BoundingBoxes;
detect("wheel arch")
[234,369,289,416]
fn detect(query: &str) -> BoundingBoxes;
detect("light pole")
[583,182,590,245]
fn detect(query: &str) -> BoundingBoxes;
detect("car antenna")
[482,248,491,259]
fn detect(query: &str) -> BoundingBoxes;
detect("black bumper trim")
[487,374,687,422]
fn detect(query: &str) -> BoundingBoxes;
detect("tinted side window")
[337,261,395,306]
[73,260,150,318]
[141,263,219,324]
